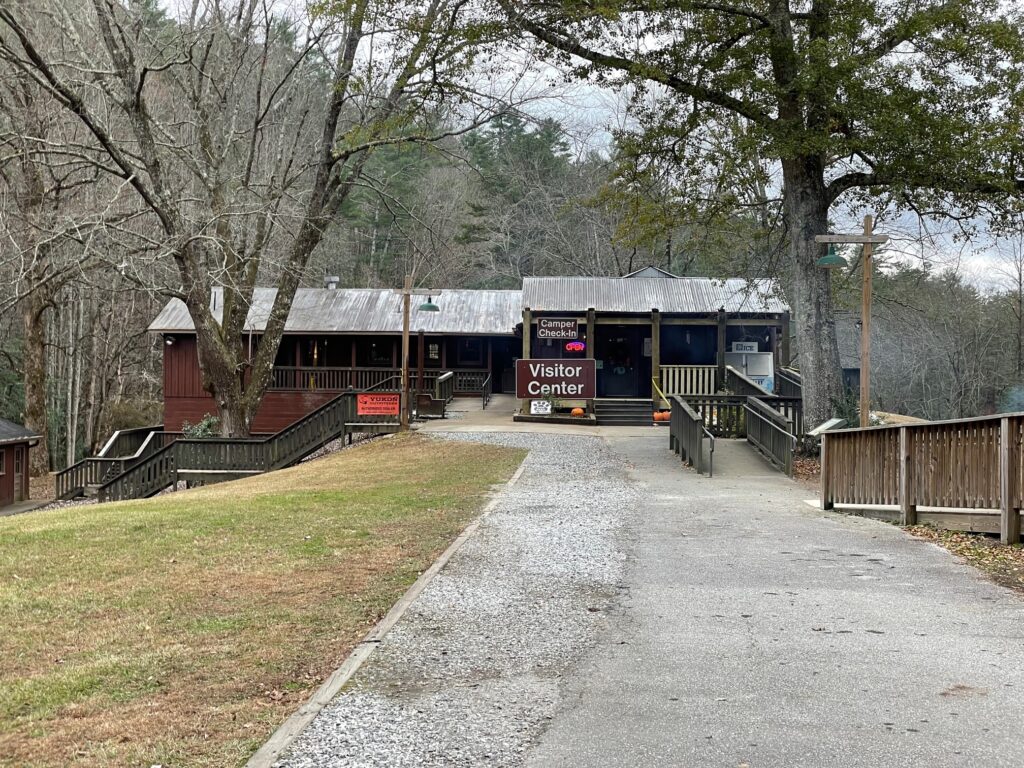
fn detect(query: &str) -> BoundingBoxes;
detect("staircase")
[58,388,404,504]
[594,398,654,426]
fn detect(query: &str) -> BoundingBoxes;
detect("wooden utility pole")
[401,275,411,429]
[859,215,874,429]
[393,275,442,430]
[815,220,888,428]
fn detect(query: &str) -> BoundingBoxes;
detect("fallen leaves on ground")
[907,526,1024,594]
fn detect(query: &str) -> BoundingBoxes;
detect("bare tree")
[0,0,507,436]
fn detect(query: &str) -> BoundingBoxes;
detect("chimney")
[324,275,340,290]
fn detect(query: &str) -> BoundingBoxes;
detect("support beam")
[860,215,874,427]
[1001,417,1020,543]
[651,308,661,402]
[417,330,426,395]
[820,433,833,510]
[586,306,596,414]
[780,311,791,367]
[522,307,532,359]
[716,309,728,386]
[899,427,917,526]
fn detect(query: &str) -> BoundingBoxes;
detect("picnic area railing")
[745,397,797,476]
[661,365,717,396]
[669,395,715,475]
[822,414,1022,542]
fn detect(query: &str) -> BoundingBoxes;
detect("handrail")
[97,392,359,502]
[669,395,715,476]
[434,371,455,404]
[97,424,163,458]
[724,365,773,397]
[481,373,492,409]
[744,396,797,476]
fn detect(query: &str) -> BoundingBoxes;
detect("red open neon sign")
[565,341,586,352]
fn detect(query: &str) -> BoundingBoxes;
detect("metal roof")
[0,418,40,446]
[149,287,523,336]
[522,276,788,314]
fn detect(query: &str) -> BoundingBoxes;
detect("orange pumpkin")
[571,407,585,417]
[653,410,670,422]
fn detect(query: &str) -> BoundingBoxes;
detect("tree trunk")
[782,157,843,429]
[22,292,49,476]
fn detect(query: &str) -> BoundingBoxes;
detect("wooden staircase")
[57,389,402,503]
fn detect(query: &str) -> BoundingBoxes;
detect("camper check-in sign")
[516,359,596,398]
[536,318,578,339]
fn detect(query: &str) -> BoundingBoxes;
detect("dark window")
[456,338,483,366]
[0,450,5,475]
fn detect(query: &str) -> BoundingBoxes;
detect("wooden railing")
[822,414,1023,542]
[269,366,491,394]
[435,372,455,404]
[776,368,802,398]
[669,396,715,475]
[661,365,717,396]
[745,397,797,476]
[770,397,804,437]
[682,395,747,438]
[97,424,163,458]
[97,392,360,503]
[724,365,773,397]
[481,373,492,409]
[56,430,179,499]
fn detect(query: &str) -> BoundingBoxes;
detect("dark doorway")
[595,324,651,397]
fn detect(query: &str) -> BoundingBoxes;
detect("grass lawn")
[0,433,525,767]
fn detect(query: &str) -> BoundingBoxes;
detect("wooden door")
[13,446,24,503]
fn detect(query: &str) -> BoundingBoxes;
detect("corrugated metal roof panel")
[148,287,523,335]
[521,276,788,314]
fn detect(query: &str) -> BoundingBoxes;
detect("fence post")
[899,426,917,525]
[820,433,833,510]
[1000,416,1020,544]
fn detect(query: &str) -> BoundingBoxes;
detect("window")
[0,450,5,475]
[14,448,21,475]
[456,338,484,366]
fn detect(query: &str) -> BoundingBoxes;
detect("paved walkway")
[276,427,1024,767]
[532,435,1024,767]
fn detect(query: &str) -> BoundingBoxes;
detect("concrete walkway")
[274,425,1024,767]
[530,434,1024,767]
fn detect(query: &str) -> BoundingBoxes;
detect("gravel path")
[275,432,639,768]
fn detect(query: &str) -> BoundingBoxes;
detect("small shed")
[0,418,40,509]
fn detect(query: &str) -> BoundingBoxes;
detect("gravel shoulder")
[274,432,639,768]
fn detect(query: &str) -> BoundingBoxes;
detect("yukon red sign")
[515,359,596,399]
[357,393,400,416]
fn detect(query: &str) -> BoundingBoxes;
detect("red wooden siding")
[0,443,30,509]
[164,336,205,397]
[164,392,337,433]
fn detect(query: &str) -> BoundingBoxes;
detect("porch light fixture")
[815,244,847,269]
[418,296,440,312]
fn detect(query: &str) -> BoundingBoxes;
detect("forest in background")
[1,0,1022,472]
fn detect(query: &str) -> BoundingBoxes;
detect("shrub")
[181,413,220,438]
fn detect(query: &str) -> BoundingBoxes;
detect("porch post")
[716,309,728,387]
[587,307,596,413]
[651,308,661,403]
[522,307,532,359]
[349,338,356,388]
[781,310,791,367]
[417,330,426,394]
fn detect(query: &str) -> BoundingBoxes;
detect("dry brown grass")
[0,433,525,767]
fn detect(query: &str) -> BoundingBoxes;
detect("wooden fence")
[745,397,796,476]
[669,396,714,475]
[661,365,717,396]
[821,414,1023,542]
[97,424,163,458]
[683,395,747,438]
